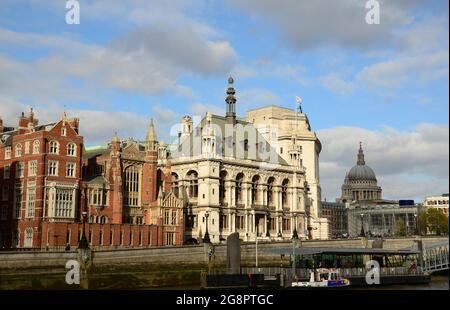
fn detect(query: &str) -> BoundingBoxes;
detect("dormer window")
[49,141,59,154]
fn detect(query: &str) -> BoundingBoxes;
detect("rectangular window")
[282,219,291,231]
[4,165,10,179]
[48,160,58,176]
[16,162,24,178]
[5,147,11,159]
[2,185,8,201]
[66,162,75,177]
[220,214,228,229]
[164,209,170,225]
[24,228,33,248]
[26,184,36,218]
[54,188,74,218]
[14,184,22,219]
[166,232,175,246]
[171,210,177,225]
[28,160,37,177]
[0,206,7,220]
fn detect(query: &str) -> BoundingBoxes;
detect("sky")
[0,0,448,201]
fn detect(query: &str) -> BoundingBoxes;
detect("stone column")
[274,188,279,211]
[264,213,267,236]
[242,184,248,208]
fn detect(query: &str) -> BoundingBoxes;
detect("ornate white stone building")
[169,77,329,242]
[246,105,328,239]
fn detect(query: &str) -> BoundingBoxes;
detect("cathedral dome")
[347,143,377,181]
[348,164,377,181]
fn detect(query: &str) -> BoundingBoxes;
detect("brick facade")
[0,110,184,249]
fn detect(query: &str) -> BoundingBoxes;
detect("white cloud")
[190,103,225,117]
[0,21,237,99]
[318,124,449,201]
[321,73,356,95]
[237,88,282,108]
[231,0,425,51]
[357,51,449,89]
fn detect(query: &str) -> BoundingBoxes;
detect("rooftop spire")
[146,118,157,142]
[225,76,236,123]
[357,142,365,165]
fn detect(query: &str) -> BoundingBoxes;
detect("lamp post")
[292,213,299,240]
[78,211,89,249]
[414,213,418,235]
[203,211,211,243]
[360,213,365,237]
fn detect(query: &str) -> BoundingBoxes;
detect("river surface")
[150,275,448,290]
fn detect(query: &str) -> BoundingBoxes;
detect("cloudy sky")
[0,0,448,201]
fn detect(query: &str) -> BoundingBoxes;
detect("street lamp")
[292,213,298,240]
[203,211,211,243]
[414,213,418,235]
[78,211,89,249]
[277,216,282,238]
[360,213,365,237]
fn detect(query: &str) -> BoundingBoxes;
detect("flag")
[296,96,303,113]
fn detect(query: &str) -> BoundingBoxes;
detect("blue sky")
[0,0,448,201]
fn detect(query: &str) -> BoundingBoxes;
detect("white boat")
[291,268,350,288]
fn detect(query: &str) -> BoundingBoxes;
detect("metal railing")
[241,266,425,278]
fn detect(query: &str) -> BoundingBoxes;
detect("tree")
[418,208,449,235]
[394,218,407,236]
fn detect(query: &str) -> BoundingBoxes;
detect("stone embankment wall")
[0,237,447,270]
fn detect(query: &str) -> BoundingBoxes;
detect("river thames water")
[155,275,449,290]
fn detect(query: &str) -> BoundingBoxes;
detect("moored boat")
[291,268,350,288]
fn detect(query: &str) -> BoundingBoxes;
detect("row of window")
[2,161,76,179]
[427,200,449,205]
[7,228,176,248]
[3,140,77,159]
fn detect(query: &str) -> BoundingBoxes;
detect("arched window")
[251,175,260,204]
[187,170,198,198]
[171,173,179,198]
[15,144,22,157]
[219,171,227,205]
[282,179,289,208]
[267,177,275,205]
[67,143,76,156]
[124,166,140,206]
[235,173,244,204]
[32,140,40,154]
[100,216,107,224]
[49,141,59,154]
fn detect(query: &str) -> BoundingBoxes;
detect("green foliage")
[418,208,449,235]
[394,218,407,236]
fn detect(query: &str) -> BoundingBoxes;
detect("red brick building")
[0,110,184,249]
